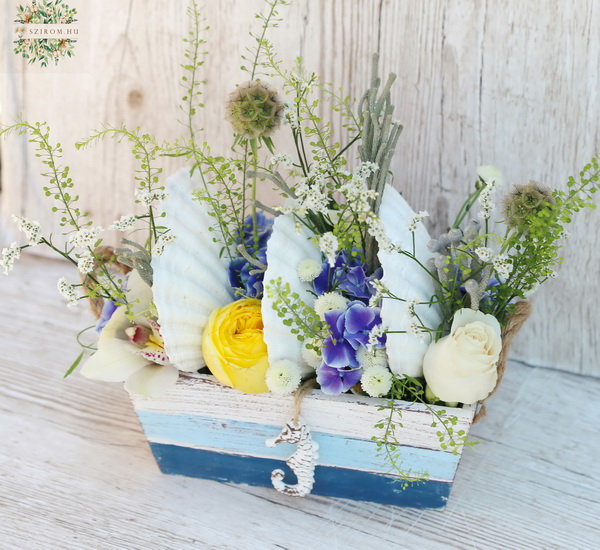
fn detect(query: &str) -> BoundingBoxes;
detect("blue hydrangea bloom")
[313,250,382,302]
[228,213,273,299]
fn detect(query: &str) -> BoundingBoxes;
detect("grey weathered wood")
[1,0,598,376]
[0,254,599,549]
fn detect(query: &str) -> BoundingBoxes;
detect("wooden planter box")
[131,374,475,509]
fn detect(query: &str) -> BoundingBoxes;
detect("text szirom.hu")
[14,25,80,37]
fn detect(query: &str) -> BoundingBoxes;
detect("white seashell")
[262,215,321,375]
[266,419,319,497]
[378,184,443,377]
[152,168,234,372]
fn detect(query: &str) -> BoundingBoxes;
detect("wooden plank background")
[1,0,599,376]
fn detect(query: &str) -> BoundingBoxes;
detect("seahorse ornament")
[265,420,319,497]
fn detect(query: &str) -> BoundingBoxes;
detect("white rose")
[423,309,502,405]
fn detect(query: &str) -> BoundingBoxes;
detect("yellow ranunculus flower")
[201,298,270,394]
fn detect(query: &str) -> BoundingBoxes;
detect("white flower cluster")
[407,211,429,232]
[153,234,176,256]
[478,179,499,221]
[408,321,426,343]
[492,254,513,279]
[0,243,21,275]
[356,162,379,181]
[368,278,387,307]
[296,258,321,282]
[135,188,168,207]
[314,292,348,321]
[109,215,137,231]
[77,250,95,275]
[366,324,386,353]
[295,176,330,216]
[12,215,43,245]
[361,365,392,397]
[283,104,299,130]
[475,246,494,262]
[57,277,78,307]
[318,232,339,267]
[68,226,104,249]
[265,359,301,395]
[365,215,394,253]
[270,153,293,167]
[406,299,418,316]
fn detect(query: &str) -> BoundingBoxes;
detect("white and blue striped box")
[131,374,475,508]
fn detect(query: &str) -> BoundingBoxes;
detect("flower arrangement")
[1,0,599,498]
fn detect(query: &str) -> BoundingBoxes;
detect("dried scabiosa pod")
[503,181,555,232]
[225,80,284,140]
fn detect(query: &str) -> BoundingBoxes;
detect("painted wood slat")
[149,442,453,509]
[132,374,475,452]
[131,374,475,507]
[135,411,461,482]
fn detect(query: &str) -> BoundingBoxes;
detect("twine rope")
[292,378,318,425]
[473,300,532,423]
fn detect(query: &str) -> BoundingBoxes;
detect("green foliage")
[265,277,322,341]
[372,375,478,487]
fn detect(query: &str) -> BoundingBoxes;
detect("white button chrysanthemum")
[297,258,322,282]
[265,359,302,395]
[361,365,393,397]
[356,347,388,370]
[314,292,349,321]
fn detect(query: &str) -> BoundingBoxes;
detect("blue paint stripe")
[136,411,458,481]
[149,442,450,508]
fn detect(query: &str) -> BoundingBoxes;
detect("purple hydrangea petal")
[322,336,359,368]
[344,301,377,334]
[317,364,362,395]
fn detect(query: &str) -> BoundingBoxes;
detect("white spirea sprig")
[109,215,137,231]
[77,250,95,275]
[270,153,293,167]
[135,188,168,207]
[368,278,388,307]
[283,104,299,130]
[365,215,395,253]
[57,277,79,307]
[408,321,426,343]
[492,253,513,279]
[153,234,176,256]
[361,365,393,397]
[0,242,21,275]
[12,215,43,245]
[475,246,494,262]
[477,175,500,221]
[366,324,386,353]
[68,226,104,249]
[265,359,302,395]
[297,258,321,282]
[407,211,429,232]
[318,232,339,267]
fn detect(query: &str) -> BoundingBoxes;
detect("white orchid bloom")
[80,270,179,397]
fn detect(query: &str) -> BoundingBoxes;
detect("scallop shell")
[378,184,442,377]
[152,168,233,372]
[262,215,321,375]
